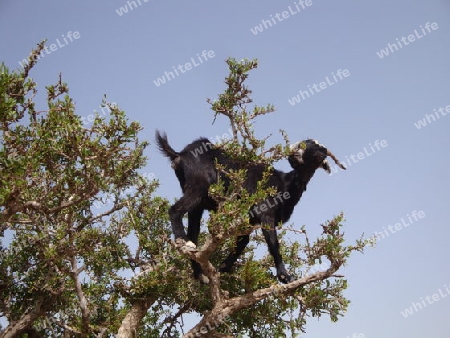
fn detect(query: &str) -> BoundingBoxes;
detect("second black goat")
[156,131,346,284]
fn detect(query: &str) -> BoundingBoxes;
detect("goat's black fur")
[156,131,344,284]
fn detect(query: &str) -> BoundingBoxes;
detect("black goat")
[156,131,346,283]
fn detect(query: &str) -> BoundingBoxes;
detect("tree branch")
[183,263,342,337]
[0,296,47,338]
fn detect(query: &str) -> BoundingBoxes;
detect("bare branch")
[87,201,126,223]
[161,303,192,337]
[46,316,82,336]
[70,256,90,335]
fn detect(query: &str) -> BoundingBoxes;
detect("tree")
[0,43,371,337]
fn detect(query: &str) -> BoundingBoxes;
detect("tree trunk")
[116,298,155,338]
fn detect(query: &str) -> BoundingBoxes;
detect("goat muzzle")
[327,150,346,170]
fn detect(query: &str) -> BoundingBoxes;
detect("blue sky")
[1,0,450,336]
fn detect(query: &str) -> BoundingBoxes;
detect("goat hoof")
[185,241,197,249]
[198,273,210,285]
[176,238,197,250]
[218,264,231,273]
[278,274,293,284]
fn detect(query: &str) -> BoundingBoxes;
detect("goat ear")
[320,159,331,173]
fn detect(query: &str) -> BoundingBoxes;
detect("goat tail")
[155,130,181,167]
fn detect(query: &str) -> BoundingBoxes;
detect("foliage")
[0,44,371,337]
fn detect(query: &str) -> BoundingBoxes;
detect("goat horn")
[327,150,346,170]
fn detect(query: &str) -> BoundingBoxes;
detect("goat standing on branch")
[156,131,346,284]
